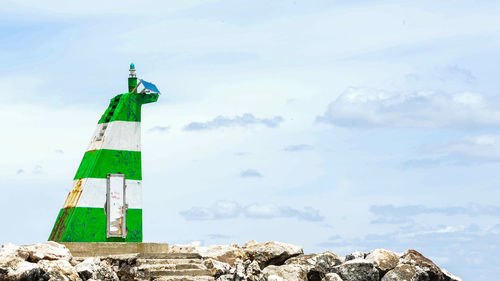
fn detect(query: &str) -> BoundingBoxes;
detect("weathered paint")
[87,121,141,152]
[49,207,142,242]
[63,179,84,208]
[63,178,142,209]
[74,149,142,181]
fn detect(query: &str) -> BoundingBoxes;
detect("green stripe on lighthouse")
[49,207,142,242]
[74,149,142,180]
[49,63,159,243]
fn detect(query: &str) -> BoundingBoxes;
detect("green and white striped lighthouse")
[49,64,159,242]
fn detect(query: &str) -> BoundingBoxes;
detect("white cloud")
[370,204,500,225]
[317,88,500,129]
[149,126,169,133]
[179,200,324,222]
[244,204,281,218]
[240,169,263,178]
[211,201,240,219]
[431,135,500,161]
[179,201,241,220]
[184,113,284,131]
[445,65,476,83]
[284,144,313,152]
[245,204,323,221]
[402,134,500,167]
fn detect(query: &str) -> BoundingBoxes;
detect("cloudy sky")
[1,0,500,279]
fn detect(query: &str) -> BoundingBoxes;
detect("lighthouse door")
[106,174,127,238]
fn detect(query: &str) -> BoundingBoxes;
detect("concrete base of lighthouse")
[62,242,171,257]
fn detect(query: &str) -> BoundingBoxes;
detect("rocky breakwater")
[0,240,463,281]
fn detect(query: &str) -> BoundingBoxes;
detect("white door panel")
[106,174,127,238]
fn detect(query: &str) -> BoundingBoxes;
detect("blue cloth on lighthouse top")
[140,79,161,94]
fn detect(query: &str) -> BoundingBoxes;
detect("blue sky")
[1,0,500,279]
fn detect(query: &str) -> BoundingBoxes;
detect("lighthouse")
[49,64,159,242]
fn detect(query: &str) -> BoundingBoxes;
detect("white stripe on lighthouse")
[63,178,142,209]
[87,121,141,152]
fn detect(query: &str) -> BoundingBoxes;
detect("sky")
[1,0,499,279]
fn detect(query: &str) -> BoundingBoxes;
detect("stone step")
[150,276,215,281]
[149,269,213,277]
[73,254,138,263]
[136,263,206,271]
[138,253,202,259]
[136,258,203,266]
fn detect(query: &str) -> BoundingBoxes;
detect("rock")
[333,259,379,281]
[399,250,444,281]
[314,251,343,273]
[217,274,234,281]
[243,241,303,268]
[74,258,99,280]
[233,258,246,281]
[323,273,343,281]
[38,259,81,281]
[284,254,317,272]
[2,260,49,281]
[243,240,259,248]
[345,252,365,261]
[285,251,342,281]
[198,244,246,266]
[262,264,308,281]
[25,242,72,262]
[115,263,135,281]
[441,269,463,281]
[74,257,119,281]
[169,241,201,254]
[203,258,231,277]
[0,243,29,261]
[365,249,399,273]
[0,243,49,281]
[381,264,429,281]
[246,260,262,281]
[0,244,28,274]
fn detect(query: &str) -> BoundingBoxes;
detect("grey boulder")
[285,251,342,281]
[243,241,303,268]
[322,273,343,281]
[261,264,308,281]
[345,252,365,261]
[333,259,379,281]
[74,257,118,281]
[365,249,399,273]
[38,259,81,281]
[399,250,445,281]
[381,264,429,281]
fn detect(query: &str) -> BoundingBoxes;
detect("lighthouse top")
[129,63,137,78]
